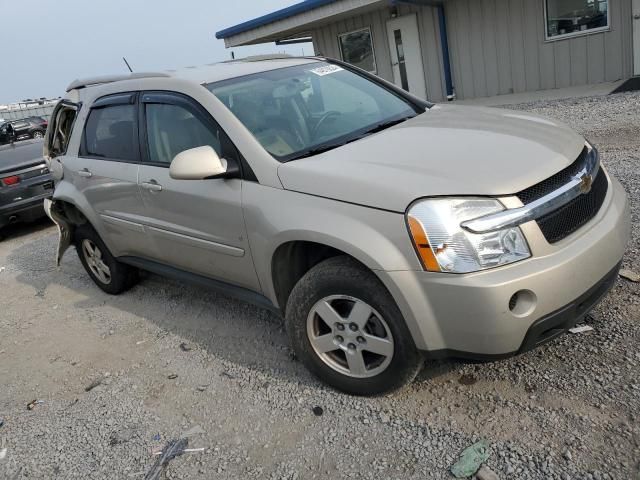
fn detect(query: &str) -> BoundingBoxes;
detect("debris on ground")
[136,340,147,345]
[0,447,7,460]
[179,342,192,352]
[312,406,324,416]
[85,378,103,392]
[196,384,208,392]
[152,433,161,442]
[0,266,5,273]
[619,269,640,282]
[167,374,178,380]
[569,325,594,334]
[221,370,235,379]
[144,438,189,480]
[109,427,137,446]
[476,465,500,480]
[152,447,204,456]
[26,399,44,410]
[182,425,205,437]
[0,418,4,428]
[458,374,477,386]
[450,440,490,478]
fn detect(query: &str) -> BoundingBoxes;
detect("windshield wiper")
[286,115,415,161]
[360,115,415,136]
[288,139,354,160]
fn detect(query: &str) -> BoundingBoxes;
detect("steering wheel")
[311,111,341,140]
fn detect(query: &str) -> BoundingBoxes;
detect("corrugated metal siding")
[310,4,447,101]
[446,0,634,99]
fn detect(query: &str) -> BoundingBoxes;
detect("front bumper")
[378,171,630,355]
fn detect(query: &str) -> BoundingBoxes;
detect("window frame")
[337,26,378,74]
[46,99,82,159]
[138,90,241,170]
[543,0,611,42]
[79,92,141,163]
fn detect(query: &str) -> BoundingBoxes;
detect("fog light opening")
[509,289,537,317]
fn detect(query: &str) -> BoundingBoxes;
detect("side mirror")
[169,145,237,180]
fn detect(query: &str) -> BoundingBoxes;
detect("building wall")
[0,103,56,121]
[445,0,634,99]
[310,4,448,101]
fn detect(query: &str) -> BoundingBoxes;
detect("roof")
[215,0,338,39]
[170,57,320,84]
[66,57,323,93]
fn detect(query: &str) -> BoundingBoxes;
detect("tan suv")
[43,57,630,395]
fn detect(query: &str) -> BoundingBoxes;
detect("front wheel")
[285,256,423,395]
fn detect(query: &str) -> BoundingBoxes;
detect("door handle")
[141,181,163,192]
[77,168,92,178]
[634,13,640,19]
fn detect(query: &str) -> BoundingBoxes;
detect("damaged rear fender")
[44,199,74,266]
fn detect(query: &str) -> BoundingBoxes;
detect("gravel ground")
[0,92,638,480]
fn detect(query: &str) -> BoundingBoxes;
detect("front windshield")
[206,61,418,161]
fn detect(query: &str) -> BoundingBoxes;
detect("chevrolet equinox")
[43,57,630,395]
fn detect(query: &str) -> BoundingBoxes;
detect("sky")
[0,0,313,104]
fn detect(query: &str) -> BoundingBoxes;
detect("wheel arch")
[268,232,396,314]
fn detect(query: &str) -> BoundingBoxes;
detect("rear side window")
[81,104,138,161]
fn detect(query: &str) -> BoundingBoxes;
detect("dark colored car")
[0,139,53,234]
[0,117,49,145]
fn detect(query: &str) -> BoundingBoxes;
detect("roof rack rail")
[65,72,171,92]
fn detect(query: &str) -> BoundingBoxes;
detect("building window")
[545,0,609,40]
[338,27,377,73]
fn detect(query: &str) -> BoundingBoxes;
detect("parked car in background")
[0,138,53,236]
[0,117,48,145]
[44,57,629,395]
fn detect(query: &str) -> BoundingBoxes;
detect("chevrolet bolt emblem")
[579,173,593,194]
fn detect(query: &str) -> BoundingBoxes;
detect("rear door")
[136,91,260,291]
[65,92,148,257]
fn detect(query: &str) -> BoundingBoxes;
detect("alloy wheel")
[306,295,394,378]
[82,239,112,285]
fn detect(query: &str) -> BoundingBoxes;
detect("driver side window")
[144,103,222,165]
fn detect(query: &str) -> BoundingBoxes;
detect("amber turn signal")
[407,216,440,272]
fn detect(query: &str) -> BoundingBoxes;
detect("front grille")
[516,148,608,244]
[535,169,608,243]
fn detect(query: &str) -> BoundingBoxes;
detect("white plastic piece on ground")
[619,269,640,282]
[569,325,594,334]
[0,447,7,460]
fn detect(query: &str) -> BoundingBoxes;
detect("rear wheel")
[285,256,423,395]
[74,224,138,294]
[32,130,44,139]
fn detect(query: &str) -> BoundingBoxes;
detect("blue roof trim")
[216,0,339,39]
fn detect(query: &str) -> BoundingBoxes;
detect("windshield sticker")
[308,65,344,76]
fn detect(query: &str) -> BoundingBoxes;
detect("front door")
[137,91,260,291]
[386,13,427,99]
[634,0,640,75]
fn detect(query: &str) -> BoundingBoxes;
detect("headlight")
[407,198,530,273]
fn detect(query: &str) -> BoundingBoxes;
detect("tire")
[74,224,139,295]
[285,256,423,395]
[32,130,44,139]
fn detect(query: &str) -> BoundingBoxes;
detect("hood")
[277,105,585,212]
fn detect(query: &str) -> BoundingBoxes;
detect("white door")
[386,14,427,99]
[634,0,640,75]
